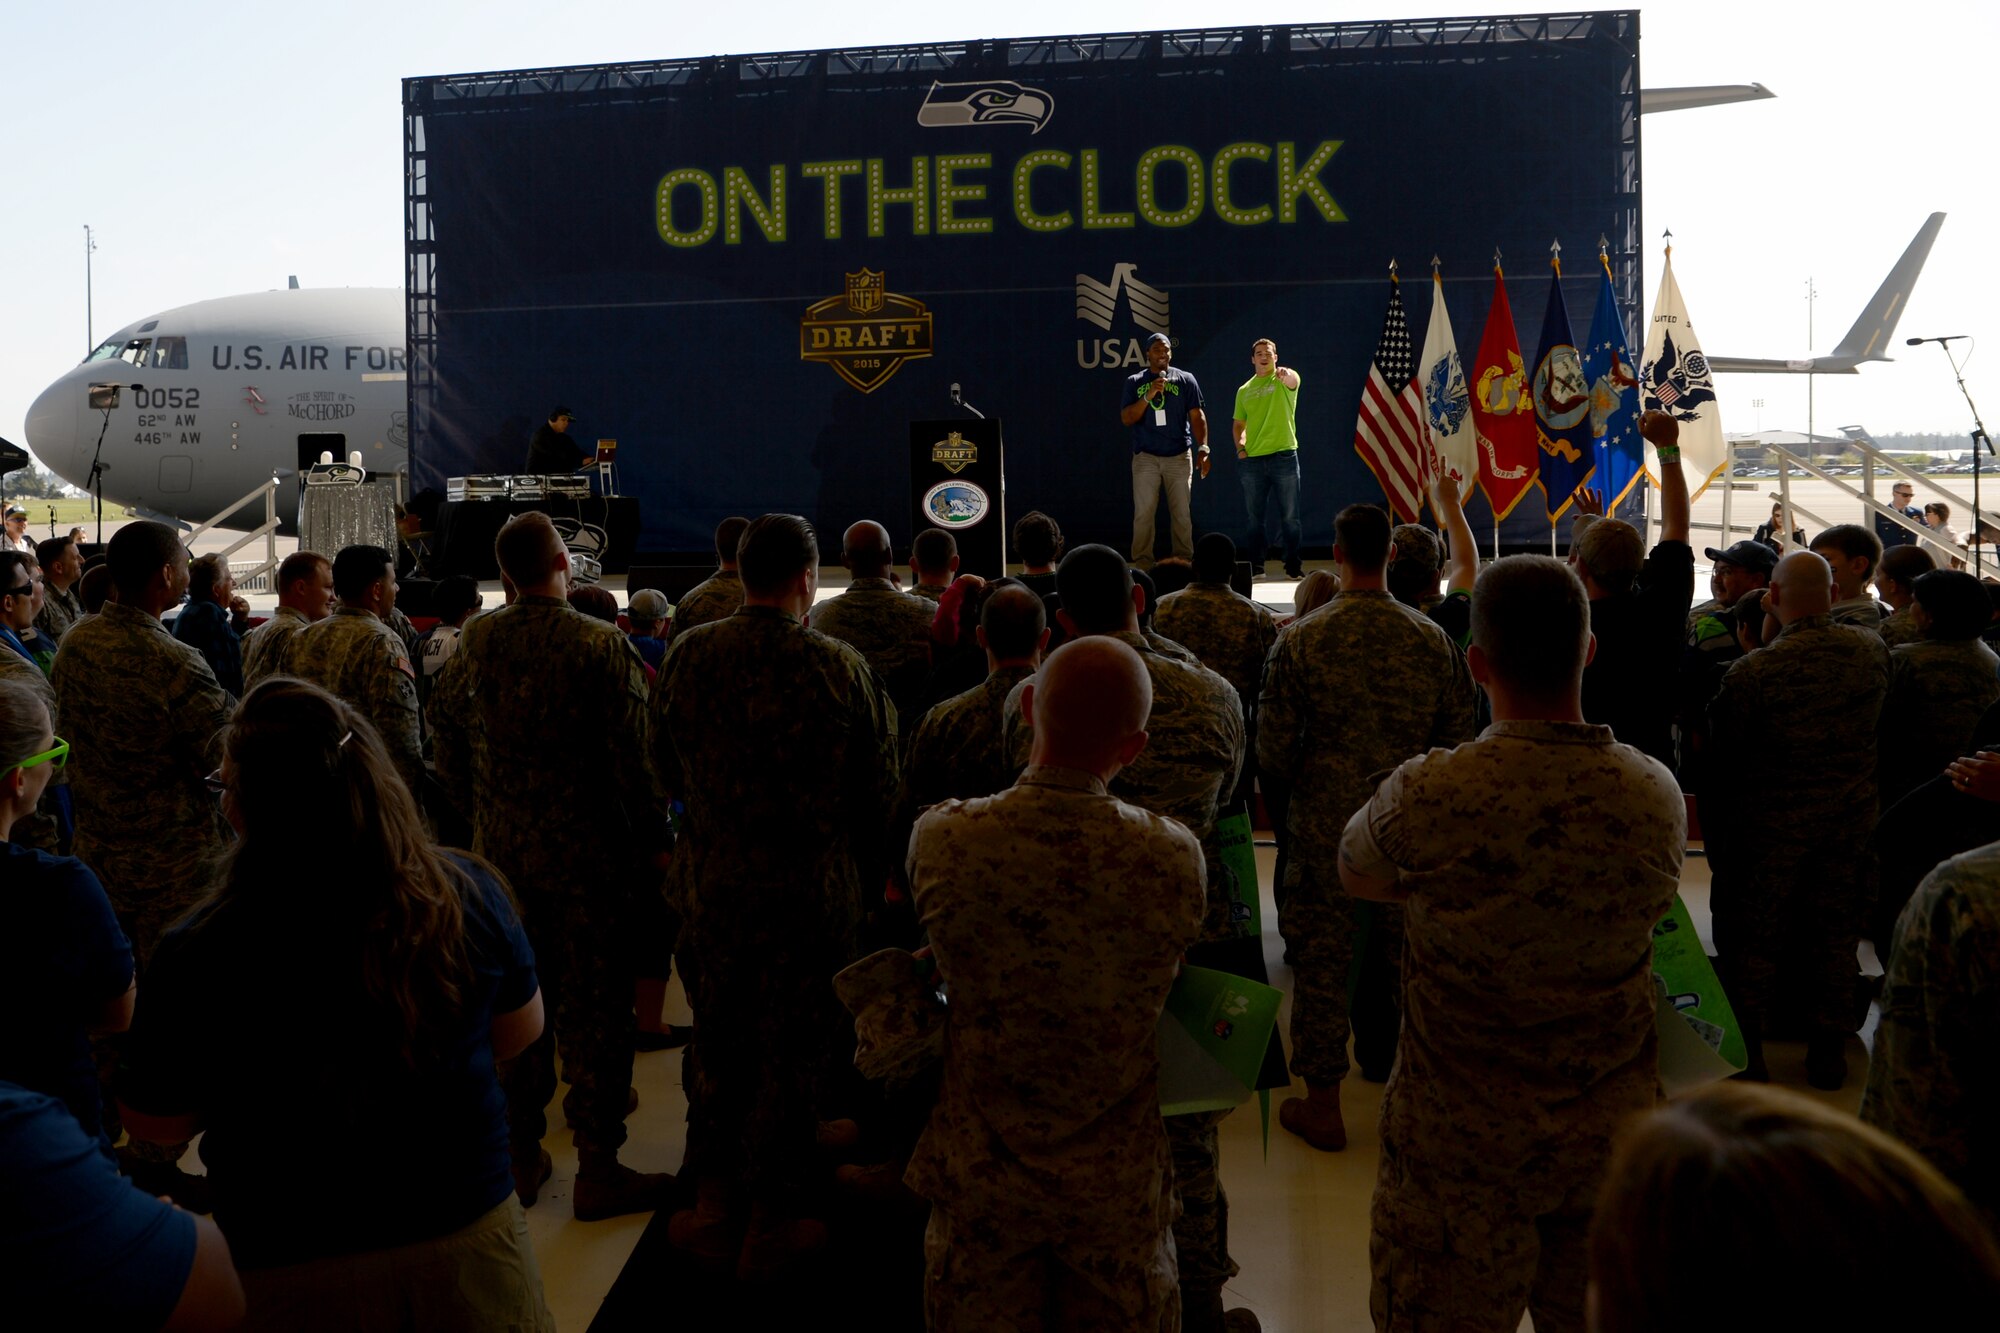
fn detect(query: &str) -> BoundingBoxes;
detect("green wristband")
[1656,446,1682,464]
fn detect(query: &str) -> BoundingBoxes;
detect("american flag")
[1354,273,1428,523]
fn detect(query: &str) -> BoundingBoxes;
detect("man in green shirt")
[1231,339,1303,579]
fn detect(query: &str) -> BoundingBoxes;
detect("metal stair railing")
[184,475,282,586]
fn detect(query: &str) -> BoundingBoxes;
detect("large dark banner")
[406,14,1640,556]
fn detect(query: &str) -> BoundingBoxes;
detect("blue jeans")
[1239,450,1301,571]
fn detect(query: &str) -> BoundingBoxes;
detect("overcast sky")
[3,0,1992,468]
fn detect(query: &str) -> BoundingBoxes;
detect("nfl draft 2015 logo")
[923,480,989,528]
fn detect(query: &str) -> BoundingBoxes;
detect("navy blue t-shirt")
[0,1081,197,1330]
[120,857,537,1269]
[1123,366,1205,456]
[0,842,132,1145]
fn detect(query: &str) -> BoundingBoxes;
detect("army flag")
[1640,241,1728,499]
[1532,254,1597,520]
[1584,254,1645,509]
[1419,266,1476,490]
[1353,270,1428,523]
[1469,265,1540,521]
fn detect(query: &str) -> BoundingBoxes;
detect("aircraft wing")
[1706,356,1855,375]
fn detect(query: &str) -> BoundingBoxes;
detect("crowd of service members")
[2,407,1999,1331]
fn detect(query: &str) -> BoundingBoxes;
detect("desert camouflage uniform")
[809,577,935,729]
[240,605,314,688]
[895,663,1036,853]
[667,569,742,639]
[907,766,1205,1333]
[1879,637,2000,808]
[34,582,81,645]
[283,605,424,798]
[1830,595,1886,631]
[1342,721,1684,1332]
[1144,629,1198,664]
[1258,589,1477,1086]
[0,645,63,851]
[1877,603,1924,648]
[50,602,231,966]
[1705,615,1891,1036]
[428,594,670,1159]
[1153,583,1279,708]
[1002,630,1246,1316]
[651,605,898,1190]
[1861,841,2000,1223]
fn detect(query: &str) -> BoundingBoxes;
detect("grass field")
[4,496,105,535]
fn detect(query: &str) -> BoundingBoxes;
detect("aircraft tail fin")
[1828,212,1945,363]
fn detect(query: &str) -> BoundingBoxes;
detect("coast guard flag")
[1419,268,1476,489]
[1532,256,1597,520]
[1354,270,1428,523]
[1584,254,1644,509]
[1640,242,1728,499]
[1469,264,1540,520]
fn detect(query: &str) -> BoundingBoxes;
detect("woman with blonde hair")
[119,677,554,1332]
[1589,1082,2000,1331]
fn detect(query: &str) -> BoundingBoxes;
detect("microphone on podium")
[1906,336,1965,345]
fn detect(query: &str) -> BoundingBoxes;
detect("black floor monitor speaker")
[1231,560,1254,598]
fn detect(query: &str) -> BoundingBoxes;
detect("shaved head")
[1769,550,1835,625]
[843,520,894,578]
[1025,637,1151,776]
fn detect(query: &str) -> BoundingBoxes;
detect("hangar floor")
[518,843,1875,1333]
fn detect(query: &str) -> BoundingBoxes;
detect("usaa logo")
[1076,262,1170,369]
[800,269,934,394]
[931,431,977,474]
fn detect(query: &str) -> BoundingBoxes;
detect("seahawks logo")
[917,80,1054,134]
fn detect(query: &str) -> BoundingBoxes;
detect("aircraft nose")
[24,377,83,488]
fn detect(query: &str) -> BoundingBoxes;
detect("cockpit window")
[84,337,128,363]
[146,337,188,370]
[81,333,185,369]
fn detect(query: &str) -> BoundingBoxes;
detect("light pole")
[84,225,97,354]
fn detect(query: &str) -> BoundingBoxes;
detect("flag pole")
[1493,247,1505,561]
[1549,238,1563,557]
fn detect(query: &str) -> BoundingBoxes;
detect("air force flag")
[1419,267,1476,491]
[1584,255,1644,510]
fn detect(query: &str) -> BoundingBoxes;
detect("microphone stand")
[1920,340,1993,578]
[86,406,112,545]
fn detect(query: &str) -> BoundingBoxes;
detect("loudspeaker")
[627,565,717,603]
[1231,560,1254,598]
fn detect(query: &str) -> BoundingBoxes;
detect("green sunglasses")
[10,737,68,774]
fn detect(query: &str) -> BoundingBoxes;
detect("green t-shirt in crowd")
[1232,374,1299,457]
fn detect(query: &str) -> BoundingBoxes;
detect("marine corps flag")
[1532,246,1596,520]
[1640,237,1728,500]
[1584,250,1644,510]
[1353,265,1428,524]
[1469,263,1540,521]
[1419,261,1476,489]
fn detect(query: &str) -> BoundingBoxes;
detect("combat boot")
[667,1177,738,1265]
[573,1152,674,1222]
[736,1204,827,1281]
[1278,1082,1347,1152]
[511,1146,553,1207]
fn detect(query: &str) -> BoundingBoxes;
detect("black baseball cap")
[549,406,574,421]
[1704,539,1777,575]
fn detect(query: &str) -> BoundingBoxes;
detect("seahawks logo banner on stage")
[404,15,1640,555]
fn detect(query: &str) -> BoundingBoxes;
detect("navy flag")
[1532,250,1596,520]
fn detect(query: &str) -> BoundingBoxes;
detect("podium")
[908,418,1005,578]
